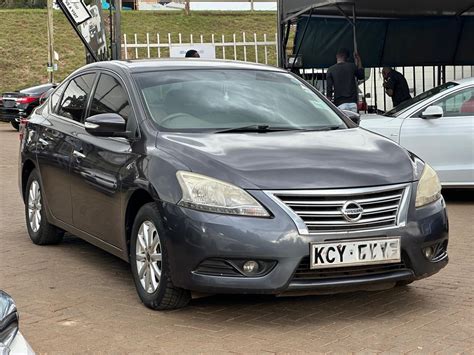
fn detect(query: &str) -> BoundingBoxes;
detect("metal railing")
[299,66,474,112]
[122,32,278,65]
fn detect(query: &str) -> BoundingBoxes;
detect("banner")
[57,0,108,62]
[79,2,108,61]
[60,0,91,25]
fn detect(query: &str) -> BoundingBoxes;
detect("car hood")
[156,128,415,190]
[360,113,393,124]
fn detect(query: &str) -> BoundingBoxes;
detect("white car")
[0,291,34,355]
[360,78,474,188]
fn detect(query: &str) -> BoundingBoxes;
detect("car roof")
[83,59,287,73]
[452,77,474,86]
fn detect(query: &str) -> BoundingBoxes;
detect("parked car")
[0,291,34,354]
[0,83,56,131]
[360,78,474,188]
[19,60,448,310]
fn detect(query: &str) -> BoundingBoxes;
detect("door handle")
[72,150,86,159]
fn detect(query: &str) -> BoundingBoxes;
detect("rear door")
[400,86,474,185]
[35,73,96,224]
[69,72,137,249]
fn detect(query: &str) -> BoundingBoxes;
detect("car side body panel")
[361,80,474,187]
[400,115,474,186]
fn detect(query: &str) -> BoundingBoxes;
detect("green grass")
[0,9,276,93]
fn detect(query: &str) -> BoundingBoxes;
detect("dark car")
[19,60,448,310]
[0,83,56,130]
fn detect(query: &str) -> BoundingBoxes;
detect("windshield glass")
[134,70,346,132]
[384,82,459,117]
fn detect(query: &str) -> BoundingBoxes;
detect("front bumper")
[159,186,448,294]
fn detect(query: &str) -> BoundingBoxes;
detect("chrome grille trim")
[265,183,411,235]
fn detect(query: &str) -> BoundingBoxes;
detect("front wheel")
[25,169,64,245]
[10,120,19,131]
[130,203,190,310]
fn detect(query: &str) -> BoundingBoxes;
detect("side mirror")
[421,105,443,119]
[0,291,19,348]
[342,110,360,126]
[85,113,129,138]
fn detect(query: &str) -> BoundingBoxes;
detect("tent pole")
[277,0,282,67]
[352,3,358,54]
[291,8,314,72]
[115,0,122,60]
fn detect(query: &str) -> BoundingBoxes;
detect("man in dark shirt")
[185,49,200,58]
[382,67,411,107]
[326,48,365,113]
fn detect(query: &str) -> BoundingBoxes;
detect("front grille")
[293,256,408,280]
[272,185,407,233]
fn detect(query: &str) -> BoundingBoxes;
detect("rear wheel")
[10,121,19,131]
[130,203,190,310]
[25,169,64,245]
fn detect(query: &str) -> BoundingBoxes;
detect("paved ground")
[0,123,473,353]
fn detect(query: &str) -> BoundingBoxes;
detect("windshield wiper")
[301,125,345,132]
[215,125,299,134]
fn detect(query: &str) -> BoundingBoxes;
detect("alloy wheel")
[28,180,42,233]
[135,220,162,294]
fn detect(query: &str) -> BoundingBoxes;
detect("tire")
[130,202,190,310]
[25,169,64,245]
[10,121,19,131]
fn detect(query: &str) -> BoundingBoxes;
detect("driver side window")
[56,74,95,122]
[431,87,474,117]
[88,74,131,121]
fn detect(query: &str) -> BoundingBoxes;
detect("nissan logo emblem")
[341,201,364,222]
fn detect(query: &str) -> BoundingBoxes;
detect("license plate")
[3,100,15,108]
[310,238,401,269]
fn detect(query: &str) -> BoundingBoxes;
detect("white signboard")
[169,44,216,59]
[61,0,91,25]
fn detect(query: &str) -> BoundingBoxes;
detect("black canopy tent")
[277,0,474,69]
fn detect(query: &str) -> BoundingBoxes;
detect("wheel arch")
[125,189,154,259]
[21,159,36,202]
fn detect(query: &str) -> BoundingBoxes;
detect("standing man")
[382,67,411,107]
[326,48,364,113]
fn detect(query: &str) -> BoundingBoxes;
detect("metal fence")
[122,32,278,65]
[298,65,474,112]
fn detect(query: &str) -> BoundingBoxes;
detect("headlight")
[415,164,442,208]
[176,171,270,217]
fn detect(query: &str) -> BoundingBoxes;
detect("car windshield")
[134,69,346,132]
[384,82,459,117]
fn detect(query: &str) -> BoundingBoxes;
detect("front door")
[400,86,474,185]
[36,74,95,224]
[70,73,136,248]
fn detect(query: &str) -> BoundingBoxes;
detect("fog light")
[242,260,259,274]
[423,247,434,260]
